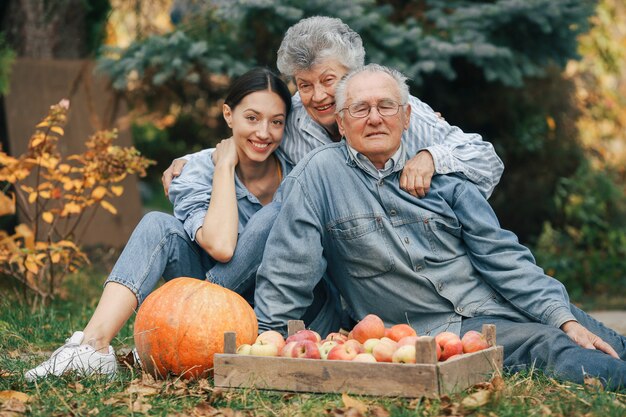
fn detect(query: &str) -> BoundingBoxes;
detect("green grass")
[1,268,625,416]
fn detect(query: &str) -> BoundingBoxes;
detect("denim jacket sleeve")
[403,95,504,199]
[254,176,327,334]
[168,150,215,241]
[451,180,576,328]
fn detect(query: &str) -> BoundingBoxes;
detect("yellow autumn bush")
[0,99,154,306]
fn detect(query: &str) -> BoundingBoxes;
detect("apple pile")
[236,314,490,363]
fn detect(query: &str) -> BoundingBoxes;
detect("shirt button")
[390,209,397,216]
[414,265,423,272]
[404,237,409,244]
[437,283,444,291]
[456,306,463,313]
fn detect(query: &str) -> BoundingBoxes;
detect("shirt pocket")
[327,216,395,279]
[423,215,464,262]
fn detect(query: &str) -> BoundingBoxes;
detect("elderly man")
[254,64,626,390]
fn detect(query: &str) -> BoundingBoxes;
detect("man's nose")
[366,106,383,124]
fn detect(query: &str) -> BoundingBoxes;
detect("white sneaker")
[24,331,117,381]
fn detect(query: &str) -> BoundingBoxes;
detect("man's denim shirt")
[255,142,576,336]
[168,149,292,242]
[277,93,504,198]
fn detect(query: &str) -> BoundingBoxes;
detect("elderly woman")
[162,16,505,324]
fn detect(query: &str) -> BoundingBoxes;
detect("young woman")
[24,68,295,381]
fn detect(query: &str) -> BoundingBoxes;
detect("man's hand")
[560,320,619,358]
[400,150,435,198]
[162,159,188,197]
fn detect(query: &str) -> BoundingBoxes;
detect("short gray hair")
[335,64,410,116]
[276,16,366,77]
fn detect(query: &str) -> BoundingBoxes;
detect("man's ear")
[223,103,233,128]
[403,104,411,130]
[336,114,345,137]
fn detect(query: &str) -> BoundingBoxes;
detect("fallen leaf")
[461,389,491,409]
[127,384,159,396]
[369,405,390,417]
[491,375,506,391]
[0,391,29,403]
[131,396,152,414]
[0,398,27,413]
[583,375,604,391]
[88,408,99,416]
[192,402,218,416]
[341,393,368,414]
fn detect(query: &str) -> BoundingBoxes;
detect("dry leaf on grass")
[490,375,506,391]
[369,405,390,417]
[0,392,29,403]
[461,389,491,409]
[583,375,604,391]
[0,398,27,413]
[341,393,368,414]
[131,395,152,414]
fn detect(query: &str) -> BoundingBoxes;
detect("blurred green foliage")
[0,33,15,95]
[535,163,626,300]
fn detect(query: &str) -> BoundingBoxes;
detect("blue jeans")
[107,209,339,334]
[461,304,626,390]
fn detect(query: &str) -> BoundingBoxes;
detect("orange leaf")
[0,192,16,217]
[42,212,54,224]
[100,200,118,215]
[342,393,368,414]
[24,255,39,274]
[91,186,107,200]
[0,390,29,402]
[61,202,82,216]
[28,192,38,204]
[15,224,34,249]
[50,126,64,136]
[110,185,124,196]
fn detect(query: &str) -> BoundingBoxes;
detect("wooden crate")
[214,322,503,398]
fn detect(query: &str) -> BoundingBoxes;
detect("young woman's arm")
[195,138,239,262]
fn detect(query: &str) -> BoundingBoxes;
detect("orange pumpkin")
[134,277,258,379]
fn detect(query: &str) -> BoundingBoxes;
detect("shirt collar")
[346,142,406,179]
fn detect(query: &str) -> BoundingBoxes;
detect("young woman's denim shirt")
[277,93,504,198]
[168,149,292,243]
[255,142,576,336]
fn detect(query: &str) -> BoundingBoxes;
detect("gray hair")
[276,16,365,77]
[335,64,410,116]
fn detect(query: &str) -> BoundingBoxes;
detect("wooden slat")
[288,320,305,336]
[224,332,237,354]
[482,324,497,347]
[415,336,438,364]
[214,354,439,397]
[437,346,503,394]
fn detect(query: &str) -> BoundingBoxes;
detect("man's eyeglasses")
[339,99,405,119]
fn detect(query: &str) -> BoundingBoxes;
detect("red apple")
[461,330,490,353]
[397,335,420,348]
[280,341,298,357]
[351,314,386,344]
[290,340,321,359]
[255,330,286,351]
[325,332,348,344]
[343,339,364,354]
[435,331,463,361]
[319,340,338,360]
[286,329,321,344]
[327,343,360,361]
[353,353,377,363]
[387,324,418,342]
[372,338,398,363]
[392,345,416,363]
